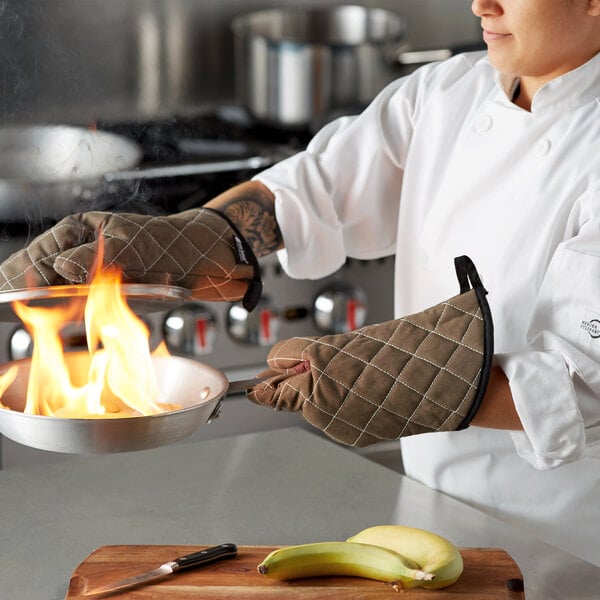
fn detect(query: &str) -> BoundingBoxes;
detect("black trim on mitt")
[453,255,495,430]
[203,208,263,312]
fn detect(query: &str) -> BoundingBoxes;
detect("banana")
[347,525,463,589]
[257,541,434,586]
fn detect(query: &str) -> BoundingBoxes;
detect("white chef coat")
[254,51,600,566]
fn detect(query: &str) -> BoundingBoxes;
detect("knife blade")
[83,543,238,597]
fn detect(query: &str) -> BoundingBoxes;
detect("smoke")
[0,1,27,122]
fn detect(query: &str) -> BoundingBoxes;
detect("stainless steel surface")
[0,282,191,322]
[163,302,218,356]
[0,352,228,453]
[0,125,142,221]
[313,283,368,334]
[0,1,480,125]
[226,295,279,346]
[232,5,407,127]
[0,428,597,600]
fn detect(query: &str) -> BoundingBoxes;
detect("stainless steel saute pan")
[0,351,267,454]
[0,125,141,222]
[0,125,274,222]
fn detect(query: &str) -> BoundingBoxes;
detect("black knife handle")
[172,543,238,571]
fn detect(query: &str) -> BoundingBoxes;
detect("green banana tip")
[413,570,435,581]
[257,564,268,575]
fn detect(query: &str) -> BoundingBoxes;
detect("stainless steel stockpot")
[232,5,407,128]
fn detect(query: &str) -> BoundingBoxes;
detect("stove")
[0,108,395,466]
[94,106,312,213]
[0,108,394,370]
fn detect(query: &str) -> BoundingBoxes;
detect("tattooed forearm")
[205,181,284,257]
[224,200,283,257]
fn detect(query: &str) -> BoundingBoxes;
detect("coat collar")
[488,51,600,113]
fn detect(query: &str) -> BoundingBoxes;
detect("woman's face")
[471,0,600,81]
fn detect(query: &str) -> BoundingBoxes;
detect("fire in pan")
[0,270,267,454]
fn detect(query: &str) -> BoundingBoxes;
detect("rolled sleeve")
[496,351,586,469]
[254,77,418,280]
[498,212,600,469]
[254,149,347,280]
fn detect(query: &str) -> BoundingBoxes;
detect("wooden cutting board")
[65,544,525,599]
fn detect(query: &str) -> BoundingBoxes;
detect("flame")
[0,240,180,418]
[0,365,18,410]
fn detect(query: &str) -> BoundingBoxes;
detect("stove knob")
[226,296,280,346]
[9,327,33,360]
[163,303,217,356]
[313,284,368,334]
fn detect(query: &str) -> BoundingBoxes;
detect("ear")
[588,0,600,17]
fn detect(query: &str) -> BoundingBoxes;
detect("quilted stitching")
[0,209,256,303]
[249,289,488,447]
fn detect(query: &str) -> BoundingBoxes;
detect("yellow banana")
[347,525,463,589]
[257,541,434,586]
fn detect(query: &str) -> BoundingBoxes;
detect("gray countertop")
[1,427,597,599]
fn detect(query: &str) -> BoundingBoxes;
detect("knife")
[83,543,238,597]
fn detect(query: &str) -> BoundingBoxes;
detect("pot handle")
[103,156,274,183]
[394,41,486,66]
[396,48,453,65]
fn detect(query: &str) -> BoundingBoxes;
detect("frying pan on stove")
[0,351,268,454]
[0,125,275,222]
[0,125,142,222]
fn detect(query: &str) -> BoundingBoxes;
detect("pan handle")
[103,157,273,183]
[227,374,272,395]
[205,375,271,424]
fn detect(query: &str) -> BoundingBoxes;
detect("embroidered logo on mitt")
[233,235,250,265]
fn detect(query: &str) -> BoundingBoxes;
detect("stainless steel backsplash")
[0,0,478,125]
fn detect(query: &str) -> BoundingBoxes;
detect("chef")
[0,0,599,568]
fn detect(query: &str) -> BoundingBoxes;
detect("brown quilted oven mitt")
[249,256,493,447]
[0,208,262,310]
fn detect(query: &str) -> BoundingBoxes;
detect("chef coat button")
[536,138,551,156]
[474,114,493,133]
